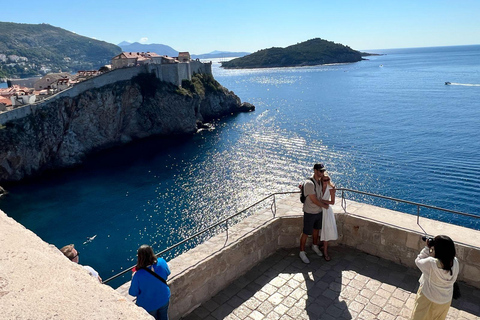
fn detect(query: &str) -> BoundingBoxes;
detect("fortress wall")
[116,194,480,319]
[0,67,145,125]
[0,209,152,320]
[190,60,213,76]
[0,61,212,125]
[2,190,478,319]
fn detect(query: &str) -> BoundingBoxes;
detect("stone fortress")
[0,51,212,125]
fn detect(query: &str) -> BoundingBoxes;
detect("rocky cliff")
[0,73,253,182]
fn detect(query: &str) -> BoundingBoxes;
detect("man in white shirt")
[60,244,102,283]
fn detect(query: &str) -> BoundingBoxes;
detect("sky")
[1,0,479,54]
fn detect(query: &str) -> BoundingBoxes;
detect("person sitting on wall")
[129,245,171,320]
[60,244,102,283]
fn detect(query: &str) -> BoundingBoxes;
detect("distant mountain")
[221,38,363,69]
[0,22,121,79]
[117,41,132,47]
[117,41,249,60]
[118,42,178,57]
[191,51,250,60]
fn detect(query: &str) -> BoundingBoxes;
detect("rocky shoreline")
[0,72,254,184]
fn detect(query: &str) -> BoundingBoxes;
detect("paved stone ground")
[181,245,480,320]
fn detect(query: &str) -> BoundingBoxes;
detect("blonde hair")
[322,172,335,188]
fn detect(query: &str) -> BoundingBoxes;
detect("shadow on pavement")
[182,246,480,319]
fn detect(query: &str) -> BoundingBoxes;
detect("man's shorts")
[303,212,323,235]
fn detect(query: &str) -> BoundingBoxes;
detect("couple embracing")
[299,163,338,264]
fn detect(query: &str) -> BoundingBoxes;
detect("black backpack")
[300,178,315,203]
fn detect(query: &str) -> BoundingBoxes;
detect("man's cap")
[313,163,326,171]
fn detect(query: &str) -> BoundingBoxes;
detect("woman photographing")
[411,235,459,320]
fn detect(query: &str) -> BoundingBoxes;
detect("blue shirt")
[128,258,171,312]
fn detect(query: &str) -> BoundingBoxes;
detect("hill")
[221,38,363,69]
[0,22,121,79]
[118,42,178,57]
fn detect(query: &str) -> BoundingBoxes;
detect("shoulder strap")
[309,178,316,192]
[140,267,169,287]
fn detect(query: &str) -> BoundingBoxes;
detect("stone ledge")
[0,209,152,320]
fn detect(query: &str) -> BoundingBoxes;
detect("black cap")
[313,163,326,171]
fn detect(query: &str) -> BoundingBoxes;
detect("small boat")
[445,82,451,85]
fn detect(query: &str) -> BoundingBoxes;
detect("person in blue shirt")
[129,245,171,320]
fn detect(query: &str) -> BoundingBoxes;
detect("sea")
[1,45,479,287]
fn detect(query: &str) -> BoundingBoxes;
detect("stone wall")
[0,209,152,320]
[2,191,478,319]
[116,194,480,319]
[0,61,213,125]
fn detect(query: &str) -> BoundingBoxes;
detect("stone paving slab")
[181,246,480,320]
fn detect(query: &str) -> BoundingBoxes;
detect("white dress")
[320,184,338,241]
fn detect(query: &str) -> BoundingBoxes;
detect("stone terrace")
[115,193,480,319]
[181,246,480,320]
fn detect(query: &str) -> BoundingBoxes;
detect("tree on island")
[221,38,363,69]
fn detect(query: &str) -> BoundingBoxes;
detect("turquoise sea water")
[1,45,479,287]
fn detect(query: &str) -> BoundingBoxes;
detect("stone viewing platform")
[116,193,480,320]
[180,246,480,320]
[1,193,480,319]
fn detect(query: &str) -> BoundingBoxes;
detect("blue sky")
[1,0,479,54]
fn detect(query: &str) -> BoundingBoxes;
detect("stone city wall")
[0,209,152,320]
[0,61,212,126]
[3,192,477,319]
[115,194,480,319]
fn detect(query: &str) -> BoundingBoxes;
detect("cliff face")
[0,73,252,182]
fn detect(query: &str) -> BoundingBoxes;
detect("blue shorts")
[303,212,323,235]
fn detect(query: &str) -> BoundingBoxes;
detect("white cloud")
[139,37,149,44]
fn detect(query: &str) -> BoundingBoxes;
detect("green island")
[221,38,367,69]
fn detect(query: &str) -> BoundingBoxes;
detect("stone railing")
[115,193,480,319]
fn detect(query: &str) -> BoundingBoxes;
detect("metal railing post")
[341,189,347,212]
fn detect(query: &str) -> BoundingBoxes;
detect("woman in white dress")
[320,173,338,261]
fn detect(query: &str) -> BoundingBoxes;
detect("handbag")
[453,282,461,299]
[140,267,169,287]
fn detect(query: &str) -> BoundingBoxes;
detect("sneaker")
[312,245,323,257]
[299,251,310,264]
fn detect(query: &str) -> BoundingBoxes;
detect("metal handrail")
[102,191,294,284]
[337,188,479,234]
[103,188,478,285]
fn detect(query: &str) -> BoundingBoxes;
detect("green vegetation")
[0,22,121,78]
[179,73,222,98]
[221,38,363,69]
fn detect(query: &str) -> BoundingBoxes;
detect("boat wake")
[446,82,480,87]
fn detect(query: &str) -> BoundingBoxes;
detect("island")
[221,38,364,69]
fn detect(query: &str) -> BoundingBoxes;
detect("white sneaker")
[312,245,324,257]
[299,251,310,264]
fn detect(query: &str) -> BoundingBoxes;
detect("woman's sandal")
[324,254,331,261]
